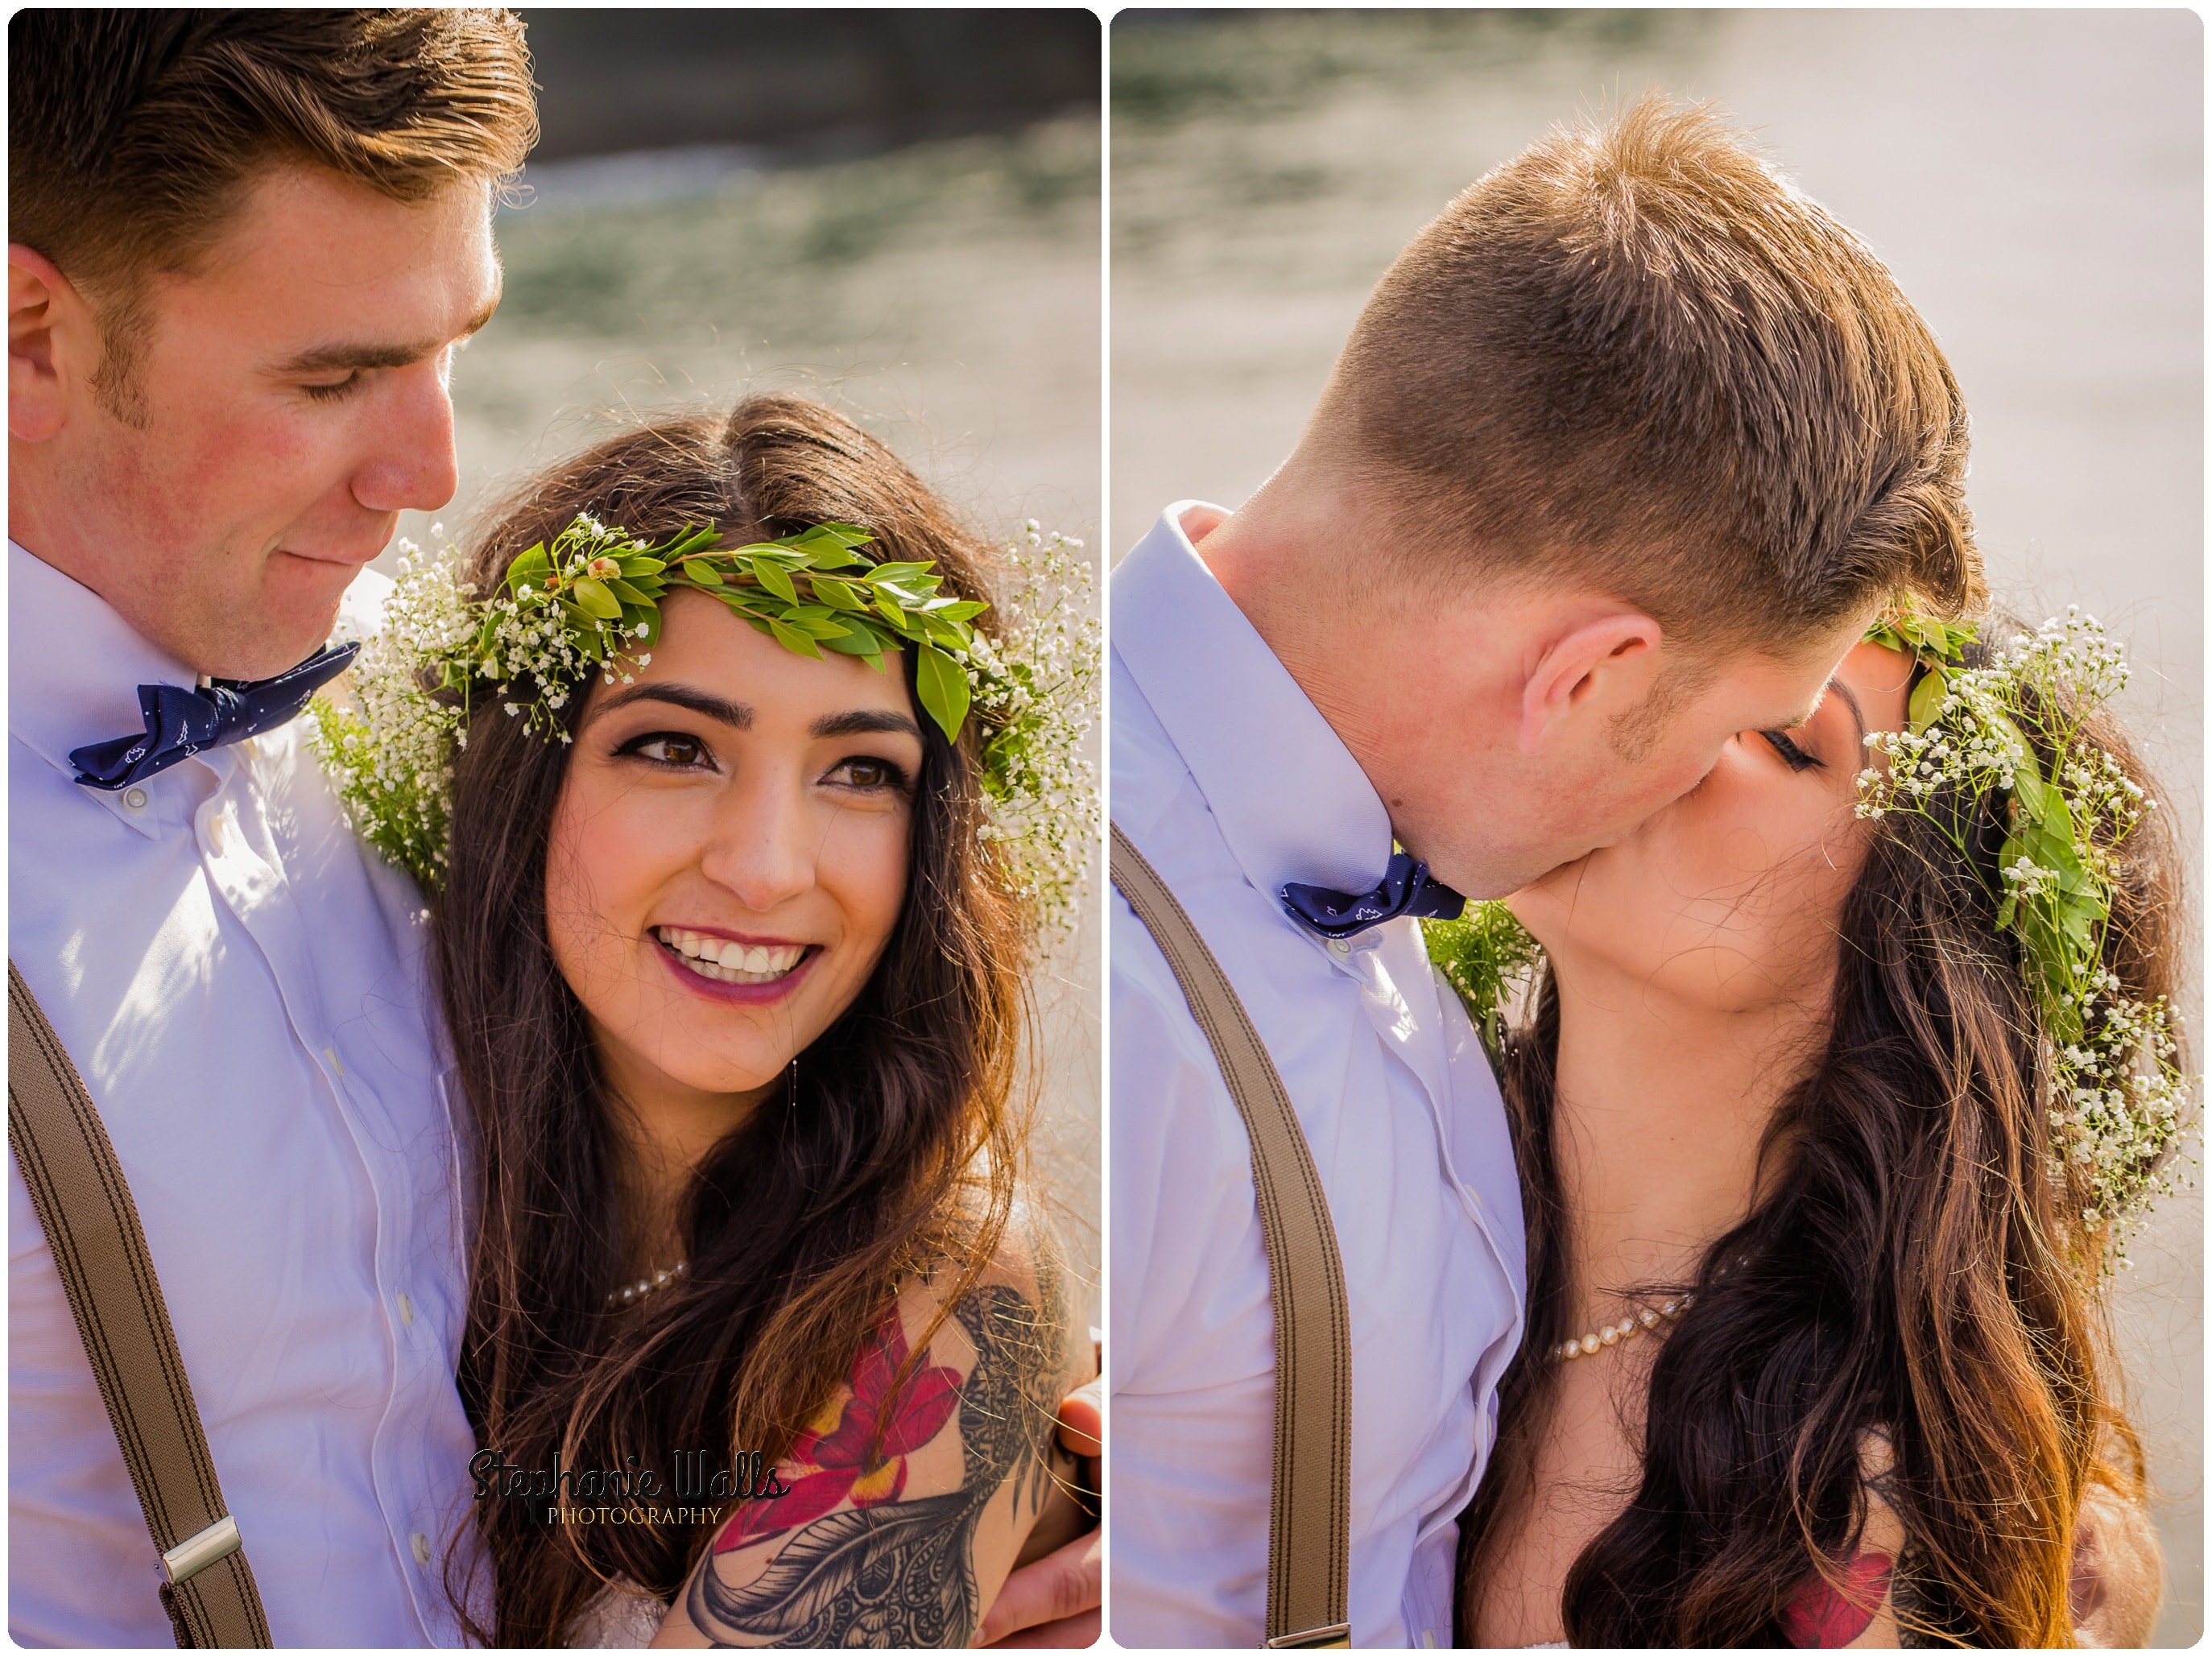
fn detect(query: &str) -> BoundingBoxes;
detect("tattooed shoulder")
[670,1225,1074,1647]
[1780,1429,1916,1650]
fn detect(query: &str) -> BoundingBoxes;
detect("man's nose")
[351,356,460,515]
[698,771,818,915]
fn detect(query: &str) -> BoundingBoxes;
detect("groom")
[10,11,1097,1646]
[1110,101,1980,1647]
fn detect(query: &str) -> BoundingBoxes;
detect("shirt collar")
[1113,502,1394,900]
[9,539,201,781]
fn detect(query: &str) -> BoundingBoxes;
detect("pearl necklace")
[606,1259,688,1310]
[1551,1293,1693,1362]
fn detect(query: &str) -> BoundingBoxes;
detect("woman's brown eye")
[834,757,909,791]
[627,733,706,767]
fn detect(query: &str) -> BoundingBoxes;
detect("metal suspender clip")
[163,1515,244,1585]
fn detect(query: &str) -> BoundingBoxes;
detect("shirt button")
[122,787,150,812]
[410,1531,431,1566]
[397,1292,416,1327]
[1327,936,1353,958]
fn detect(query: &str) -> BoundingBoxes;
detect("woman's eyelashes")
[826,755,913,795]
[1759,728,1823,773]
[613,732,911,794]
[620,731,714,770]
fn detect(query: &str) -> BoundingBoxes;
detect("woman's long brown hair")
[1458,638,2184,1646]
[432,396,1033,1645]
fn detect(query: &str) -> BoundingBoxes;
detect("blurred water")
[387,114,1103,1321]
[1113,10,2202,1641]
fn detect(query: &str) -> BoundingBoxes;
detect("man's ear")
[1518,610,1664,755]
[10,243,91,443]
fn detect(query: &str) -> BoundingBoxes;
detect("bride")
[1437,611,2185,1647]
[315,395,1099,1646]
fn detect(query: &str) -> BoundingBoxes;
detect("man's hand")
[979,1331,1102,1647]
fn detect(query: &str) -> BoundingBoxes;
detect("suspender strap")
[8,961,272,1648]
[1110,825,1354,1649]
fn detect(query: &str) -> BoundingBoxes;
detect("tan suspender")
[1110,825,1354,1650]
[8,962,272,1648]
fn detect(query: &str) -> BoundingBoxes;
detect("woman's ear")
[10,243,118,443]
[1517,610,1664,755]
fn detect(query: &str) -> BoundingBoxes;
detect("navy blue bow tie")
[1280,849,1466,940]
[69,642,360,791]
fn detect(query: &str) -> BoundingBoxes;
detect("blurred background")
[1113,8,2202,1642]
[387,9,1103,1320]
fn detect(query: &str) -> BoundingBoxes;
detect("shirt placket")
[190,758,438,1642]
[1340,925,1524,1548]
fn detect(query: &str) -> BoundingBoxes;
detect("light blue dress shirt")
[1108,504,1527,1648]
[8,542,482,1646]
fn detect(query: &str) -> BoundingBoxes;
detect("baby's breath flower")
[1854,608,2192,1259]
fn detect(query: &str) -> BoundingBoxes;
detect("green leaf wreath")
[309,514,1098,941]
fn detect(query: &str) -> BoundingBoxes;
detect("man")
[1109,101,1980,1647]
[10,13,1098,1646]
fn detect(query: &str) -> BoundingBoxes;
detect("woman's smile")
[650,925,821,1002]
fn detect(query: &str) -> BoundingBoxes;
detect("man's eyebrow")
[812,709,923,741]
[271,289,502,375]
[587,683,751,729]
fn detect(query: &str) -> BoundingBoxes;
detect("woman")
[1437,614,2185,1647]
[316,396,1097,1646]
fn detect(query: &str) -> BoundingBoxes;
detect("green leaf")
[768,618,821,659]
[606,578,654,606]
[915,643,970,743]
[1906,668,1948,734]
[820,630,885,659]
[935,598,989,624]
[754,563,801,604]
[810,578,869,611]
[617,556,666,577]
[682,559,726,587]
[506,544,552,593]
[571,576,622,620]
[863,560,936,586]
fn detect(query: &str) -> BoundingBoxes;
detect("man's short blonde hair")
[1313,97,1983,654]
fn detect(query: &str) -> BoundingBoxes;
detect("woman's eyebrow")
[813,709,923,741]
[1828,677,1867,745]
[587,683,751,729]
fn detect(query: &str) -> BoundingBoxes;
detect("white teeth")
[654,928,805,984]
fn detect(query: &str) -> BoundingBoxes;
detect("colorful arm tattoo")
[683,1264,1066,1647]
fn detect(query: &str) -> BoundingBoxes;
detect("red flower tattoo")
[713,1305,962,1555]
[1782,1552,1895,1647]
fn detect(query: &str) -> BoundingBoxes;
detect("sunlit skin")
[7,165,500,678]
[544,589,923,1263]
[1470,639,1916,1648]
[1190,477,1879,900]
[1511,638,1916,1017]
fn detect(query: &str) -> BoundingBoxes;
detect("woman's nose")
[697,770,817,914]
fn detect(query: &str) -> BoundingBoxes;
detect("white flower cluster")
[1853,607,2189,1245]
[307,532,480,887]
[970,522,1102,945]
[2049,977,2188,1263]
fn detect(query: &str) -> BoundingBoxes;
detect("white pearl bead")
[1580,1334,1600,1356]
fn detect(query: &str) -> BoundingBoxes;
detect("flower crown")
[1427,606,2189,1248]
[310,513,1098,939]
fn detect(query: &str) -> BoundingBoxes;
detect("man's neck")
[1547,957,1826,1306]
